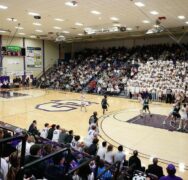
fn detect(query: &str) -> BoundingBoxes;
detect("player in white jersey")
[80,92,87,112]
[70,135,83,152]
[177,104,187,130]
[52,125,61,142]
[40,123,49,139]
[138,93,144,116]
[84,125,98,147]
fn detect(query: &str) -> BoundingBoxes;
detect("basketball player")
[138,93,144,117]
[141,97,151,117]
[101,95,109,115]
[177,104,187,131]
[163,102,181,125]
[80,92,87,112]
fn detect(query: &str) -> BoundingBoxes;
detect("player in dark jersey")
[163,102,181,125]
[101,95,109,115]
[141,97,151,117]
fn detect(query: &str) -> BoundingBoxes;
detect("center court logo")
[36,100,98,112]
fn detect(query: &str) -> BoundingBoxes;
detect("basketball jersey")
[52,129,61,142]
[71,139,79,149]
[40,127,49,138]
[143,99,149,106]
[81,95,86,104]
[102,98,107,106]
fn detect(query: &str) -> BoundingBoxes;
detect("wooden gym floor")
[0,88,187,179]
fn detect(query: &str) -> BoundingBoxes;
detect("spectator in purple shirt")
[160,164,183,180]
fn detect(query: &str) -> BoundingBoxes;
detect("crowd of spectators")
[0,113,184,180]
[38,44,188,104]
[39,49,108,91]
[127,60,188,103]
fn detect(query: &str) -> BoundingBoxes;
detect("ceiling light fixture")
[33,22,41,26]
[78,33,83,36]
[134,2,145,7]
[75,22,83,26]
[150,11,159,15]
[91,10,101,15]
[113,23,121,27]
[35,29,43,32]
[62,31,70,34]
[53,26,62,30]
[126,27,133,31]
[18,32,26,35]
[30,35,36,38]
[65,1,78,7]
[178,15,185,19]
[7,18,17,22]
[15,26,24,30]
[110,17,119,21]
[54,18,64,22]
[185,21,188,24]
[28,12,40,16]
[142,20,150,23]
[0,5,8,9]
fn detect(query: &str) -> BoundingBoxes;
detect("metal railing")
[0,133,27,166]
[16,147,71,180]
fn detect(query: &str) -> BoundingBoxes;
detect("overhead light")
[150,11,159,15]
[28,12,40,16]
[7,18,17,22]
[134,2,145,7]
[75,22,83,26]
[91,10,101,15]
[0,30,6,33]
[15,26,24,30]
[18,32,26,35]
[113,23,121,27]
[78,33,83,36]
[65,1,78,7]
[153,24,160,28]
[110,17,119,21]
[53,26,62,30]
[30,35,36,38]
[59,35,65,38]
[33,22,41,26]
[142,20,150,23]
[54,18,64,22]
[35,29,43,32]
[0,5,8,9]
[62,31,70,34]
[179,163,185,172]
[185,21,188,24]
[126,27,133,31]
[178,15,185,19]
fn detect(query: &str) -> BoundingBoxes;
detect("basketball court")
[0,88,187,179]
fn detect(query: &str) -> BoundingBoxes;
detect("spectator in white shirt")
[40,123,49,139]
[97,141,107,160]
[114,145,126,163]
[104,145,114,164]
[17,136,35,156]
[52,125,61,142]
[0,157,8,180]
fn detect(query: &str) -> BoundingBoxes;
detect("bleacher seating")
[37,44,188,104]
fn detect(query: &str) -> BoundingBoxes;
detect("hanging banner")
[26,47,42,68]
